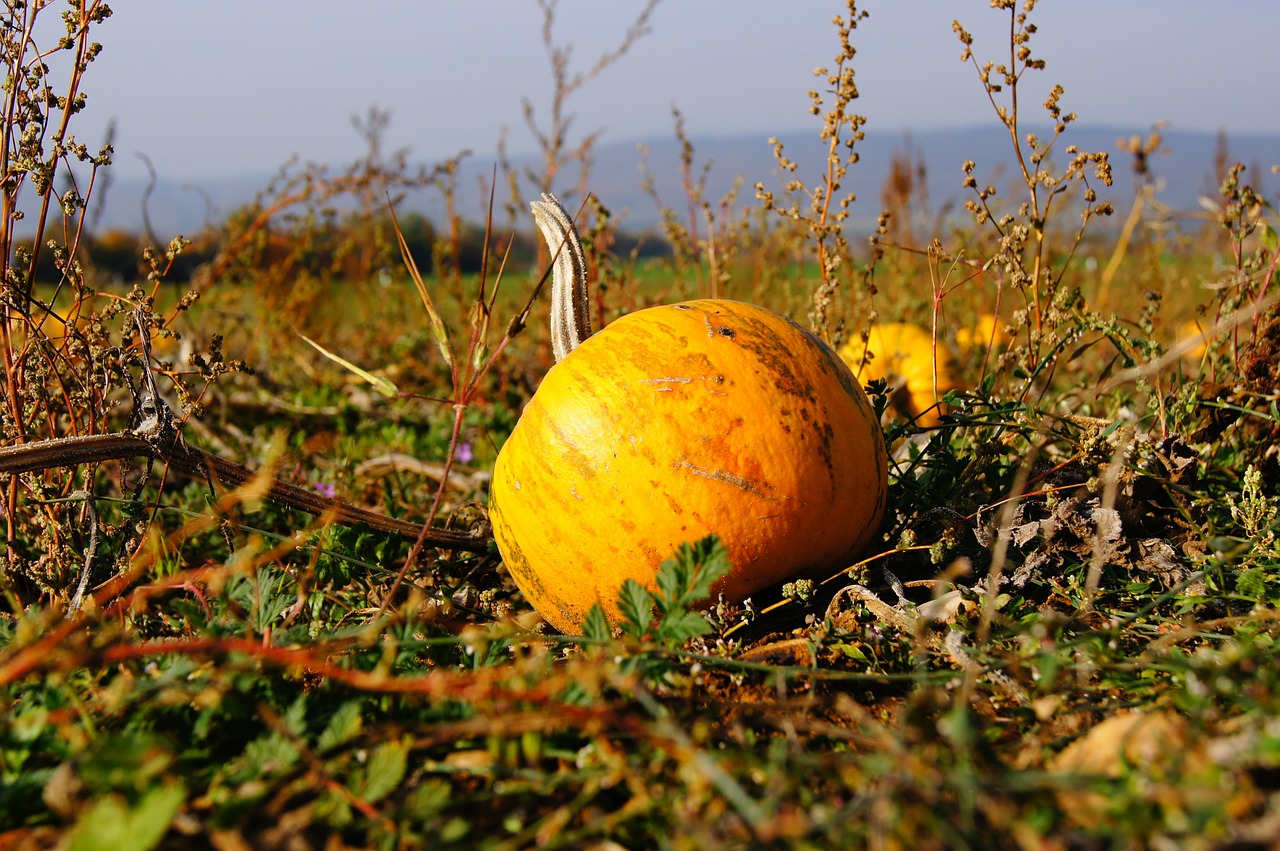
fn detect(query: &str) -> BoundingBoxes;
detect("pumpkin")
[839,322,961,427]
[1175,319,1209,361]
[954,313,1008,355]
[489,195,888,634]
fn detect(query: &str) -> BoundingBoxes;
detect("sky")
[40,1,1280,185]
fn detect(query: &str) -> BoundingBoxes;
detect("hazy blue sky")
[56,1,1280,184]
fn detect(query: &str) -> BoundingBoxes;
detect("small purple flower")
[314,481,337,499]
[455,442,473,464]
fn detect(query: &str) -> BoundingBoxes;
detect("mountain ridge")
[71,125,1277,238]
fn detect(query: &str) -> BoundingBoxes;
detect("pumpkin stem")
[531,193,592,362]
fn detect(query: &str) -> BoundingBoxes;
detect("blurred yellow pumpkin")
[839,322,961,427]
[1175,319,1209,361]
[954,313,1008,354]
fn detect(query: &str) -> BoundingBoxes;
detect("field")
[2,2,1280,849]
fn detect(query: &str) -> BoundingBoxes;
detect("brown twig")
[0,433,488,551]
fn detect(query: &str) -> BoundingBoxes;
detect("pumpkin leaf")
[581,603,613,642]
[617,579,654,640]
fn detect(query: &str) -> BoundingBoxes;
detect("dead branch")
[0,433,488,551]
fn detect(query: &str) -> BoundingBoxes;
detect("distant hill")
[72,126,1277,239]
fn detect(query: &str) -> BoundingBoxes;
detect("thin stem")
[377,403,469,617]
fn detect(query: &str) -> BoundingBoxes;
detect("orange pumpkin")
[489,196,888,634]
[839,322,961,427]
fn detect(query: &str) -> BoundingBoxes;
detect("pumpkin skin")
[839,323,961,427]
[490,299,887,634]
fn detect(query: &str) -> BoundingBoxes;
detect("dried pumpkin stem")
[531,193,592,362]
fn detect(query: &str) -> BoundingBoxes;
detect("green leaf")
[10,706,48,743]
[832,643,869,662]
[581,603,613,642]
[655,610,713,643]
[282,694,309,736]
[391,200,454,367]
[1237,566,1268,599]
[317,701,363,754]
[65,783,186,851]
[361,738,409,804]
[654,535,732,612]
[617,579,654,639]
[240,732,300,777]
[1260,220,1278,255]
[314,787,354,828]
[404,779,452,819]
[296,330,399,398]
